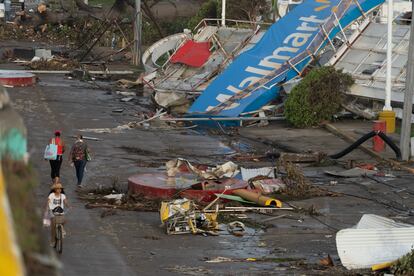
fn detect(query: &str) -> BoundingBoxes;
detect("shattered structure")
[143,0,387,123]
[331,20,410,104]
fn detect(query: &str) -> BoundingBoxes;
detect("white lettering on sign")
[206,13,327,112]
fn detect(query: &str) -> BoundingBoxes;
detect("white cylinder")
[384,0,393,111]
[411,137,414,157]
[221,0,226,27]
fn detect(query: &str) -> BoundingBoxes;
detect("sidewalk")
[239,119,401,162]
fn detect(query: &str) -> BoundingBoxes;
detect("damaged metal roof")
[334,22,410,103]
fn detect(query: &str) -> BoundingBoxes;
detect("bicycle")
[53,212,65,254]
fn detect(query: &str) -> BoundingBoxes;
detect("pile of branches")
[278,159,336,199]
[392,250,414,275]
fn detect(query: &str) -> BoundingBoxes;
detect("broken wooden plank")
[70,135,101,141]
[280,152,325,163]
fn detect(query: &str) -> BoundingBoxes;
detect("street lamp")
[379,0,396,133]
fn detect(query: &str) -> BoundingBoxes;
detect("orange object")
[232,189,282,208]
[357,163,376,170]
[373,120,386,152]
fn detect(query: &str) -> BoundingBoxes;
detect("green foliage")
[142,21,162,44]
[284,66,354,128]
[161,17,191,36]
[218,0,268,21]
[88,0,115,6]
[187,0,218,29]
[392,249,414,275]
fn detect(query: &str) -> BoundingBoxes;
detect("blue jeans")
[74,160,87,185]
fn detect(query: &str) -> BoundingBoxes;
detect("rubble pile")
[28,57,80,70]
[278,160,334,199]
[0,16,133,55]
[82,191,160,212]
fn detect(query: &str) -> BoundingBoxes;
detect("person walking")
[69,135,91,188]
[48,131,65,182]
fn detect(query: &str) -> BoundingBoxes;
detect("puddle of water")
[229,140,254,153]
[214,225,270,259]
[217,141,236,155]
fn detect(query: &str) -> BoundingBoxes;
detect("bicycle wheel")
[55,225,63,254]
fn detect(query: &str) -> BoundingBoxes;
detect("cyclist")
[46,182,69,246]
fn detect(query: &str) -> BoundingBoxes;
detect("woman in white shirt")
[46,183,69,246]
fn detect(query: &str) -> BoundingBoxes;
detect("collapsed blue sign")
[188,0,385,118]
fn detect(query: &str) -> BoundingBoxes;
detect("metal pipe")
[384,0,393,111]
[221,0,226,27]
[160,117,285,121]
[400,0,414,161]
[133,0,142,66]
[24,70,135,75]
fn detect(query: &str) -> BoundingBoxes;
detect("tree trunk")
[142,1,164,38]
[74,0,95,13]
[123,0,164,38]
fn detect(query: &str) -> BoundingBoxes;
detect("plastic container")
[378,110,396,133]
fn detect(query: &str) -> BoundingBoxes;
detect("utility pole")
[133,0,142,66]
[400,0,414,161]
[221,0,226,27]
[379,0,396,133]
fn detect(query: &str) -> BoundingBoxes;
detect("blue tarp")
[188,0,385,119]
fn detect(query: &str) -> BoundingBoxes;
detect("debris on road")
[336,214,414,270]
[250,178,285,194]
[227,221,245,237]
[205,256,233,263]
[120,97,133,102]
[241,167,275,180]
[279,160,333,199]
[0,70,36,87]
[325,167,378,178]
[166,158,239,179]
[232,189,282,207]
[319,255,334,267]
[116,91,136,97]
[28,57,80,71]
[82,191,160,212]
[280,152,326,163]
[159,198,218,235]
[391,249,414,275]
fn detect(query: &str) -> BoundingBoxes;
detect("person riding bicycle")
[46,182,69,246]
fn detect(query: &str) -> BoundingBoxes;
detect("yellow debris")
[0,167,25,276]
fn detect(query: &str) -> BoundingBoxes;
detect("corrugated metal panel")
[241,167,275,181]
[355,214,412,229]
[335,23,410,102]
[336,214,414,270]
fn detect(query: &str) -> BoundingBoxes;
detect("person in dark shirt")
[69,135,91,188]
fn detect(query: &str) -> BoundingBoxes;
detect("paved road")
[9,75,272,275]
[12,74,414,276]
[11,76,137,275]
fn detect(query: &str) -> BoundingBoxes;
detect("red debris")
[128,173,247,203]
[0,70,36,87]
[170,40,211,67]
